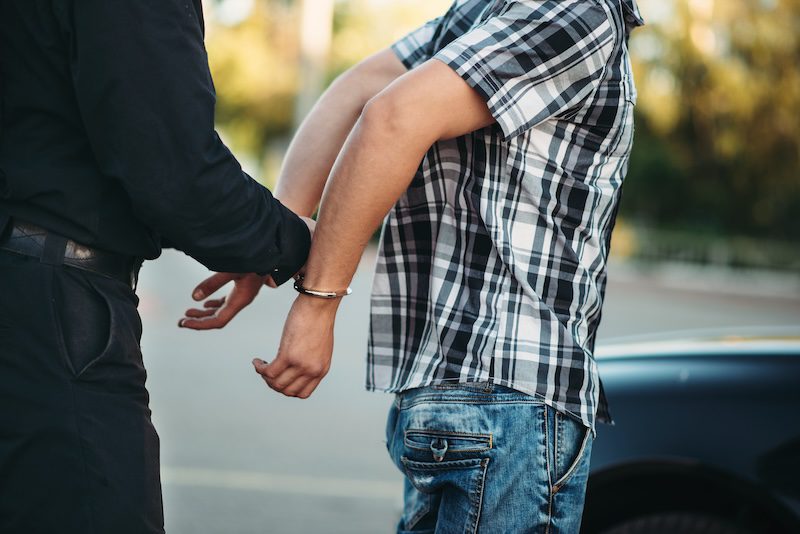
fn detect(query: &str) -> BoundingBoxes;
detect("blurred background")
[139,0,800,532]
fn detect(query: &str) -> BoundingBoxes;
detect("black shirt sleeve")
[53,0,309,283]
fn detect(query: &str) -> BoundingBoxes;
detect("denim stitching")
[552,427,592,492]
[401,396,546,409]
[434,382,491,393]
[404,446,493,454]
[401,457,486,471]
[554,411,561,491]
[467,458,490,534]
[405,429,493,440]
[404,429,493,453]
[545,406,554,534]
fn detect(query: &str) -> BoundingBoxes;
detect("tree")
[623,0,800,243]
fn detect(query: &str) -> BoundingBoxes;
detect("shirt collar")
[622,0,645,29]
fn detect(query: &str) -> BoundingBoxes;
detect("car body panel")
[583,331,800,532]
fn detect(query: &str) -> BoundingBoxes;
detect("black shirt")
[0,0,310,283]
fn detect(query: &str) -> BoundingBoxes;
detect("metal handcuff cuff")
[293,275,352,299]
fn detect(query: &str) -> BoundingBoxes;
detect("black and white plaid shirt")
[366,0,644,431]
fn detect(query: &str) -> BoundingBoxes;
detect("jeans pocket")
[404,429,492,463]
[51,268,114,377]
[400,456,489,533]
[550,409,593,492]
[399,429,492,533]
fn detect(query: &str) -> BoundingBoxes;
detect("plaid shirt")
[366,0,644,431]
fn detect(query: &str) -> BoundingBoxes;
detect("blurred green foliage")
[205,0,448,158]
[206,0,300,155]
[205,0,800,249]
[624,0,800,244]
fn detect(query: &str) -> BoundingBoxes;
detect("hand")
[178,215,317,330]
[252,295,339,398]
[178,272,273,330]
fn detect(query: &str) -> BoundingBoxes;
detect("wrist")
[298,268,353,293]
[295,293,341,315]
[293,275,351,299]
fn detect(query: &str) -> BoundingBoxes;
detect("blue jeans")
[385,383,593,534]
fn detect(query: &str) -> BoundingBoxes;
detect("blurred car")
[581,329,800,534]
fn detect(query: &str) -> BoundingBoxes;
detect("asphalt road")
[136,248,800,534]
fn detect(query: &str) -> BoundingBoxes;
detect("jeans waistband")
[395,382,547,410]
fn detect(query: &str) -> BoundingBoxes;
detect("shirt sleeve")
[53,0,309,283]
[391,15,447,70]
[432,0,617,140]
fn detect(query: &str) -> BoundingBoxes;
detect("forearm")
[299,60,493,297]
[256,61,494,398]
[299,100,434,296]
[275,49,407,216]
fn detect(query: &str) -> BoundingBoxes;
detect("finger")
[203,297,226,308]
[297,379,321,399]
[252,358,273,378]
[207,278,260,326]
[193,272,236,301]
[179,310,233,330]
[205,298,244,326]
[179,316,221,330]
[281,377,314,398]
[266,367,303,393]
[254,357,288,380]
[183,307,218,318]
[264,276,277,289]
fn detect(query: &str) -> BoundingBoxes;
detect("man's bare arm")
[255,59,494,397]
[179,49,406,330]
[276,48,409,216]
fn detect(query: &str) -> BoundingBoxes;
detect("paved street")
[137,248,800,534]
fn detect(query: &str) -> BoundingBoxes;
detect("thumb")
[253,357,286,379]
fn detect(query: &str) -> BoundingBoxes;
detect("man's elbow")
[359,92,440,149]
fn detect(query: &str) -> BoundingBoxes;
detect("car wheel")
[599,512,753,534]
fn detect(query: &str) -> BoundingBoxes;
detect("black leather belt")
[0,221,142,289]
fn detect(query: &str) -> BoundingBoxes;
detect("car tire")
[599,512,753,534]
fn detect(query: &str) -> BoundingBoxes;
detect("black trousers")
[0,249,164,533]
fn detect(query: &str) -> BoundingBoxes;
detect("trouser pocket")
[50,266,144,385]
[400,455,489,533]
[388,410,493,533]
[51,267,113,377]
[548,407,593,493]
[0,253,162,534]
